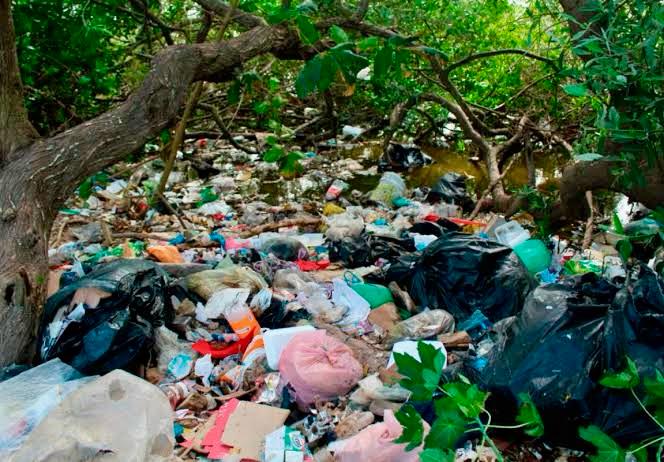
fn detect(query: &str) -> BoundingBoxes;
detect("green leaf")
[358,36,379,50]
[78,177,93,200]
[394,351,421,381]
[280,151,304,176]
[159,129,171,145]
[263,146,284,162]
[332,49,369,83]
[516,393,544,437]
[612,212,625,235]
[644,370,664,400]
[295,56,322,98]
[599,357,640,389]
[579,425,626,462]
[425,404,467,449]
[317,53,338,91]
[374,45,393,82]
[296,15,320,45]
[419,448,455,462]
[417,341,445,376]
[394,404,424,451]
[254,100,270,115]
[441,381,487,419]
[616,239,633,264]
[627,443,649,462]
[575,153,603,162]
[563,83,589,97]
[329,25,349,44]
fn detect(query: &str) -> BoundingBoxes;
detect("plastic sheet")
[379,143,432,172]
[8,370,174,462]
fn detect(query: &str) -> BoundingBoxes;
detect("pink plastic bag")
[279,330,363,409]
[334,410,428,462]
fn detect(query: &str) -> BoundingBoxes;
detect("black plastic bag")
[328,234,415,268]
[426,173,473,211]
[379,143,432,171]
[39,259,174,375]
[480,269,664,446]
[262,237,307,261]
[385,232,534,321]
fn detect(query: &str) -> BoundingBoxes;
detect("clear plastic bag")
[0,359,96,456]
[386,309,455,344]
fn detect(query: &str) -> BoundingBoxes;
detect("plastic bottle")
[223,302,261,340]
[513,239,551,274]
[325,179,349,200]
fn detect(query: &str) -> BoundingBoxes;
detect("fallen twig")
[239,217,322,237]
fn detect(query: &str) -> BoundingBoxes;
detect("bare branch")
[128,0,175,45]
[200,102,257,153]
[419,93,492,155]
[194,0,266,29]
[444,48,558,76]
[497,114,529,158]
[428,56,501,137]
[494,72,555,111]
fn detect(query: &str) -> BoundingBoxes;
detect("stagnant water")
[258,141,568,204]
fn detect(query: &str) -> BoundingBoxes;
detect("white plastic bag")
[332,279,371,327]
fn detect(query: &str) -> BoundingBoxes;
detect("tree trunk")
[560,161,664,219]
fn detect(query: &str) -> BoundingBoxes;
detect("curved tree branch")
[194,0,266,29]
[443,48,558,76]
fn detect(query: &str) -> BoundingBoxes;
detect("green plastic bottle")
[513,239,551,275]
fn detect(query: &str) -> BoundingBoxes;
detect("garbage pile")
[2,137,663,461]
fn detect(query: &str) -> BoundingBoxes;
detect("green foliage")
[77,172,110,201]
[561,0,664,186]
[583,357,664,460]
[579,425,628,462]
[516,393,545,437]
[13,0,139,134]
[394,342,544,460]
[394,404,425,451]
[393,341,444,402]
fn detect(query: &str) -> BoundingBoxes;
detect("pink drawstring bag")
[279,330,363,409]
[334,410,428,462]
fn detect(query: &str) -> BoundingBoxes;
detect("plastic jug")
[513,239,551,274]
[494,221,530,247]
